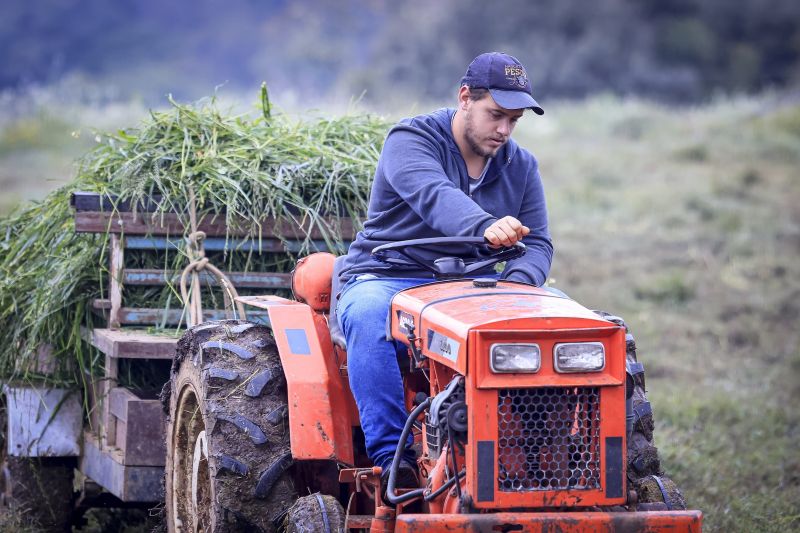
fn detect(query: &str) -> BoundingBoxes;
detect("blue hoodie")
[339,107,553,285]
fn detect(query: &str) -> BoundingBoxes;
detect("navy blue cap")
[461,52,544,115]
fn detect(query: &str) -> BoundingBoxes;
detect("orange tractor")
[165,237,703,532]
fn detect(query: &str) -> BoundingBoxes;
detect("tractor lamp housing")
[554,342,605,372]
[490,343,541,373]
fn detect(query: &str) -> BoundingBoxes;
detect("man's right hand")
[484,216,530,248]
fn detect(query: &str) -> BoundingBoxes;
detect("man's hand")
[484,216,530,248]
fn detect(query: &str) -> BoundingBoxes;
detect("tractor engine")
[424,376,466,461]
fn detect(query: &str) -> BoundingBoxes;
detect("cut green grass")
[0,89,388,385]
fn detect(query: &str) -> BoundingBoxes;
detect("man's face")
[462,94,524,158]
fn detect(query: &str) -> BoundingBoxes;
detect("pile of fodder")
[0,88,388,384]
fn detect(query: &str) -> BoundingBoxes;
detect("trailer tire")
[166,320,297,533]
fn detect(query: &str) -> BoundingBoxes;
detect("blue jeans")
[337,276,431,470]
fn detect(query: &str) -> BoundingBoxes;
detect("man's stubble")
[463,107,503,159]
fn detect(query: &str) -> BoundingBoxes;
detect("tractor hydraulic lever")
[405,325,426,368]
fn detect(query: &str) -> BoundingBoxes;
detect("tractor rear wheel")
[165,320,297,532]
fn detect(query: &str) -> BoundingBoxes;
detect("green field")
[521,94,800,532]
[1,88,798,532]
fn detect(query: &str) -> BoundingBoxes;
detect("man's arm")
[500,165,553,286]
[380,127,497,238]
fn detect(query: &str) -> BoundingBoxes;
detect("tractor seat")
[291,252,347,350]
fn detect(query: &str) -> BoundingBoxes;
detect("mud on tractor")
[165,236,703,532]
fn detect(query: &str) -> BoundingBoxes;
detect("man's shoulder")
[391,108,453,139]
[382,108,455,156]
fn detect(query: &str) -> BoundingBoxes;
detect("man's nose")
[497,119,512,136]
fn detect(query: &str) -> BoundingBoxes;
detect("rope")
[179,187,247,327]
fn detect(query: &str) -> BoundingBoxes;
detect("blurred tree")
[0,0,798,102]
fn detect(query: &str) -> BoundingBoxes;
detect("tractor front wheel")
[284,493,346,532]
[593,310,687,510]
[165,320,297,532]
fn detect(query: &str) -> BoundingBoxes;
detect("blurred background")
[2,0,800,208]
[3,0,800,103]
[0,1,798,531]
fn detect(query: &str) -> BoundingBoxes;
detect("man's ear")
[457,86,471,111]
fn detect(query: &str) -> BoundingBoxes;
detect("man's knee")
[338,280,394,337]
[338,282,388,320]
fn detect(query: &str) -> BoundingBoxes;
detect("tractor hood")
[387,279,617,371]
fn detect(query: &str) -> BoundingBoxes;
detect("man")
[337,52,553,485]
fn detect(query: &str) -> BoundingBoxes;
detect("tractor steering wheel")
[372,236,526,280]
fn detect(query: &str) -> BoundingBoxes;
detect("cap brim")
[489,89,544,115]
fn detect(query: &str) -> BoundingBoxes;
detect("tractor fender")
[266,301,357,463]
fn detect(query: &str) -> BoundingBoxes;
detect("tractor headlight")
[554,342,605,372]
[490,343,541,373]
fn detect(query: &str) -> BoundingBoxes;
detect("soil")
[1,457,74,532]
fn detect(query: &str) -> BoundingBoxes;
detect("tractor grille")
[497,387,601,492]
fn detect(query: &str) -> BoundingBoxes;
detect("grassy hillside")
[1,90,798,531]
[516,93,800,532]
[0,79,148,214]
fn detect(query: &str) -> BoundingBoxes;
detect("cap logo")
[504,65,528,88]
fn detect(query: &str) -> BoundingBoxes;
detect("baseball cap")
[460,52,544,115]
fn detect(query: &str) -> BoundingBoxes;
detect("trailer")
[0,192,353,530]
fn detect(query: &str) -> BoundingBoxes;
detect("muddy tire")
[1,393,74,532]
[165,320,297,533]
[634,475,687,511]
[593,311,686,510]
[284,493,345,533]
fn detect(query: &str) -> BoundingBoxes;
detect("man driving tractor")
[337,51,557,492]
[164,51,694,531]
[336,51,673,505]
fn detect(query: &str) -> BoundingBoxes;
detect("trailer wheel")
[0,395,74,532]
[284,493,346,533]
[166,320,297,533]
